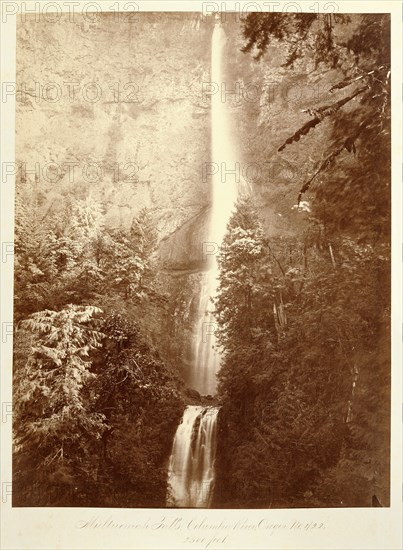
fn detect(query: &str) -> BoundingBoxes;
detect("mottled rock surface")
[16,12,213,270]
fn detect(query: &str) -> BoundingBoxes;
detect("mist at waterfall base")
[166,22,244,508]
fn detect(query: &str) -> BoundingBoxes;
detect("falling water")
[167,406,219,507]
[167,19,244,508]
[190,19,241,396]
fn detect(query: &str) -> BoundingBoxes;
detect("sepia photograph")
[1,2,402,548]
[11,7,392,510]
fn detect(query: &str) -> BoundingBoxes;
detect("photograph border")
[1,1,402,548]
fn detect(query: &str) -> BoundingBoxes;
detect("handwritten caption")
[76,515,326,548]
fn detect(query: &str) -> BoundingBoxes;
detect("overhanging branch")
[278,86,368,152]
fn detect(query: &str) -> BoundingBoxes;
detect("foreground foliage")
[13,198,184,506]
[14,305,184,507]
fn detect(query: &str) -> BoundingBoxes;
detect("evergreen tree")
[241,13,390,236]
[14,190,58,319]
[13,305,106,505]
[214,198,390,507]
[215,196,276,355]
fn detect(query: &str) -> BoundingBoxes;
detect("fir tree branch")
[267,242,286,277]
[329,65,388,92]
[278,85,368,152]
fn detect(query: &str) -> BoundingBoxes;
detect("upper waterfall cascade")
[189,21,245,396]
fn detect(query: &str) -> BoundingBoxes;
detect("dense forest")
[213,13,390,508]
[13,12,390,508]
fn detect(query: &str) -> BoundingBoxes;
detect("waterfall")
[167,406,219,507]
[189,20,240,396]
[167,19,243,508]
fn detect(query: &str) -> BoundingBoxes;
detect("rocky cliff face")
[16,12,214,270]
[16,11,334,265]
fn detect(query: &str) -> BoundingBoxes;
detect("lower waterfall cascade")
[167,406,219,507]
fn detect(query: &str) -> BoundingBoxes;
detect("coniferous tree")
[13,305,106,505]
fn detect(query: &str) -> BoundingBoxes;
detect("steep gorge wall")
[16,12,213,271]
